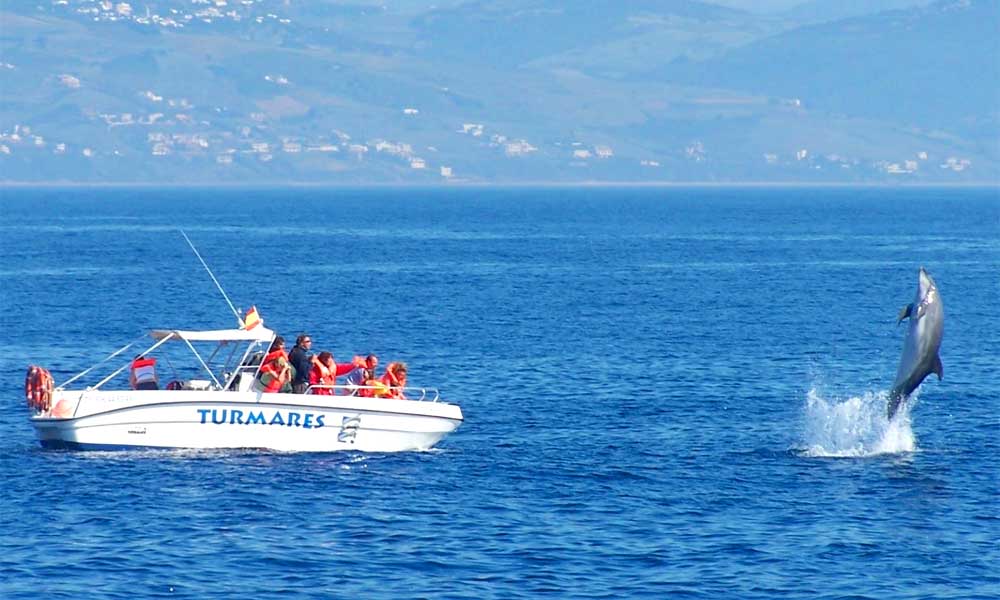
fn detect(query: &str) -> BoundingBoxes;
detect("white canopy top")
[149,327,276,343]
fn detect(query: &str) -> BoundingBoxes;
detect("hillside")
[0,0,996,184]
[661,0,999,136]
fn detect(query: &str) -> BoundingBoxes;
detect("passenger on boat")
[129,355,159,390]
[268,337,286,354]
[288,333,314,394]
[256,337,292,393]
[308,351,363,395]
[345,354,379,396]
[377,362,408,399]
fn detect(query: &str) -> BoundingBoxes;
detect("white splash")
[801,388,917,457]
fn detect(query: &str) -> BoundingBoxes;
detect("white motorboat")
[24,324,464,452]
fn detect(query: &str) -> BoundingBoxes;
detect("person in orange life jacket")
[288,333,314,394]
[377,362,408,399]
[129,355,159,390]
[256,337,292,393]
[308,351,364,395]
[345,354,379,396]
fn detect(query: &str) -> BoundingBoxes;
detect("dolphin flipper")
[896,303,913,325]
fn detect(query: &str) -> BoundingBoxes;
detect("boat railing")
[305,384,441,402]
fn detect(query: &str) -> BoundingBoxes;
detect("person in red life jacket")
[129,355,159,390]
[255,337,291,393]
[308,351,363,395]
[377,362,408,399]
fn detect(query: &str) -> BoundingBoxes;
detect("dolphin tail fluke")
[932,354,943,380]
[887,388,904,420]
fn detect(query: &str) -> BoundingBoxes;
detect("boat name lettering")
[197,409,326,429]
[104,394,134,403]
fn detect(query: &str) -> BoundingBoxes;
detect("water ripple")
[2,187,998,599]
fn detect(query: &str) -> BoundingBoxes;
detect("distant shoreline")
[2,181,998,190]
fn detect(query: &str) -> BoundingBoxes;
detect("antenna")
[180,230,243,327]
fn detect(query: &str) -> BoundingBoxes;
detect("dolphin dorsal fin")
[932,354,944,380]
[896,303,913,325]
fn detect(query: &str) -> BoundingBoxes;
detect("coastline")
[2,180,998,190]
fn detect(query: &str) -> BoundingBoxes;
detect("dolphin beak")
[917,268,938,302]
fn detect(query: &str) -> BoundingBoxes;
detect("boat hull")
[31,390,463,453]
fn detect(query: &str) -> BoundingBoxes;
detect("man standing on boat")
[288,333,314,394]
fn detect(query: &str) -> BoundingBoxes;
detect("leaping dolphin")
[887,267,944,419]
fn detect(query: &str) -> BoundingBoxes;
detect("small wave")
[799,388,917,458]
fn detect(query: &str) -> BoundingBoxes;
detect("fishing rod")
[180,230,244,327]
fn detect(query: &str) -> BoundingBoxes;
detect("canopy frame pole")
[205,343,224,369]
[220,342,240,389]
[227,339,270,392]
[161,353,180,383]
[92,333,175,390]
[179,337,223,389]
[57,333,148,388]
[249,333,276,383]
[222,341,250,391]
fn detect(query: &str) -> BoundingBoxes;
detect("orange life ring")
[25,365,54,413]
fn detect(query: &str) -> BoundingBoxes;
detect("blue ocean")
[0,186,997,599]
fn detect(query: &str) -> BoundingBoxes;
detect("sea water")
[0,186,997,599]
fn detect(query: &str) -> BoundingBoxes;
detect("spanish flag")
[242,305,262,330]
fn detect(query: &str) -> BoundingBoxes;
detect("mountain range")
[0,0,996,184]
